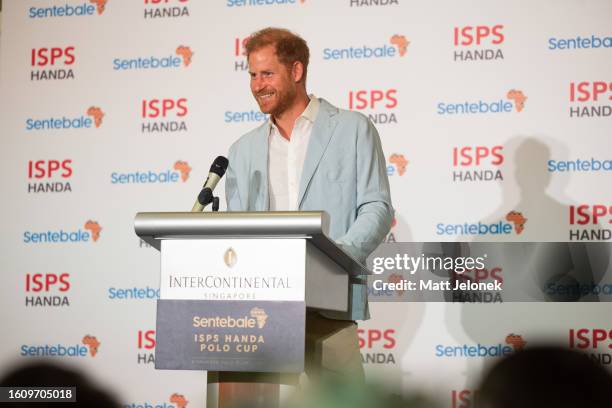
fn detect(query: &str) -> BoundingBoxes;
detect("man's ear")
[291,61,304,83]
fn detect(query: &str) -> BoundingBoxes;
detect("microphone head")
[198,188,214,206]
[210,156,229,177]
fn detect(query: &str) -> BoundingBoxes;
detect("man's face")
[248,45,297,117]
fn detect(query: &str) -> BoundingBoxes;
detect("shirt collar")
[268,94,319,132]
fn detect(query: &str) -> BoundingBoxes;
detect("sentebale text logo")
[113,46,193,71]
[323,35,409,60]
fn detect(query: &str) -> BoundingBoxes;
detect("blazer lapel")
[249,126,269,211]
[297,99,338,208]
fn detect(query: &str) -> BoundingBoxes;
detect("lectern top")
[134,211,369,276]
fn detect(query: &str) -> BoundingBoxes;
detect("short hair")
[246,27,309,83]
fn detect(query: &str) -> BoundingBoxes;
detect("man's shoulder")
[229,121,268,154]
[319,98,370,127]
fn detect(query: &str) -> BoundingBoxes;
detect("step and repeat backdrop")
[1,0,611,407]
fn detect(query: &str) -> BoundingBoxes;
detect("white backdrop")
[1,1,611,407]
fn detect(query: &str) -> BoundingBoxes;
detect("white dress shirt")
[268,95,320,211]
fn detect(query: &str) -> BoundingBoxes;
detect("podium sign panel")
[156,238,306,372]
[160,239,306,301]
[156,299,305,372]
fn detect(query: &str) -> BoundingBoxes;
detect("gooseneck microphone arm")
[191,156,229,212]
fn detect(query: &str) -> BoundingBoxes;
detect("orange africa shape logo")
[507,89,527,112]
[173,161,191,182]
[84,220,102,241]
[505,334,526,351]
[82,335,100,357]
[250,307,268,329]
[176,46,193,67]
[86,106,104,128]
[389,154,408,176]
[89,0,108,15]
[390,35,409,56]
[505,211,527,234]
[170,393,189,408]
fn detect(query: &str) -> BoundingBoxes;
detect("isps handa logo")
[137,329,156,365]
[568,204,612,241]
[28,159,73,194]
[569,81,612,118]
[125,394,189,408]
[452,145,504,182]
[359,328,397,365]
[569,328,612,366]
[110,161,191,184]
[387,154,408,176]
[436,211,527,236]
[144,0,190,19]
[453,24,505,62]
[28,1,108,19]
[323,34,409,60]
[436,333,526,358]
[23,220,102,244]
[437,89,527,115]
[30,46,76,81]
[113,46,193,71]
[25,273,71,308]
[141,98,189,133]
[26,106,104,131]
[348,89,399,125]
[20,335,100,358]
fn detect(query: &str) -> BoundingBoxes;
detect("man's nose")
[252,76,264,92]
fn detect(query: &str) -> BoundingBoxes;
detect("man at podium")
[225,27,393,381]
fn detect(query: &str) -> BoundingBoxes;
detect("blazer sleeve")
[335,116,394,264]
[225,143,243,211]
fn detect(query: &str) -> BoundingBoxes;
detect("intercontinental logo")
[224,248,237,268]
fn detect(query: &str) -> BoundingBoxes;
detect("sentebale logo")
[20,335,100,358]
[84,220,102,241]
[26,106,104,131]
[169,394,189,408]
[436,211,527,236]
[86,106,105,128]
[505,211,527,234]
[111,161,191,184]
[113,46,193,71]
[505,333,526,351]
[323,35,409,60]
[23,220,102,244]
[438,89,527,115]
[387,154,408,176]
[82,335,101,356]
[28,1,108,18]
[250,307,268,329]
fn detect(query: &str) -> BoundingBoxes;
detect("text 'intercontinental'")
[169,275,291,289]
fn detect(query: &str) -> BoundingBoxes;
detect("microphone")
[191,156,229,212]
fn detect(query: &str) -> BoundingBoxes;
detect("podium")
[134,211,369,407]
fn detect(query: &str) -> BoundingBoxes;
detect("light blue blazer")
[225,98,393,320]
